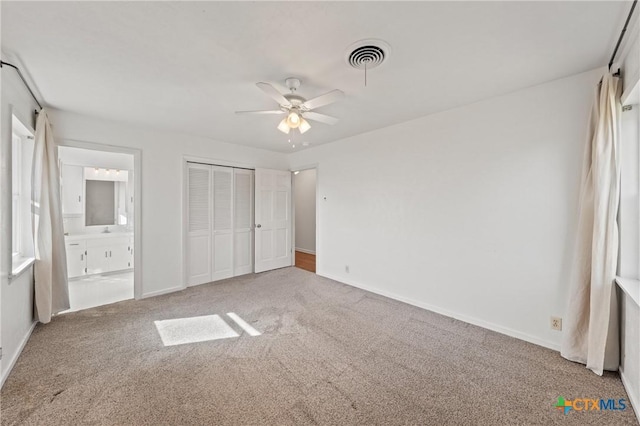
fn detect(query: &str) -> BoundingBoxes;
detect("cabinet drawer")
[65,240,86,250]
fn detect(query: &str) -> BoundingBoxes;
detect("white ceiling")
[2,1,631,152]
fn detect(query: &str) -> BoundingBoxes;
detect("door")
[211,166,234,281]
[254,168,292,273]
[86,246,109,275]
[187,163,212,286]
[66,244,86,278]
[110,243,131,271]
[234,169,254,276]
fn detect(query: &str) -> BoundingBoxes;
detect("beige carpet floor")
[1,267,636,425]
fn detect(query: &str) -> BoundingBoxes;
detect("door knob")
[256,224,262,228]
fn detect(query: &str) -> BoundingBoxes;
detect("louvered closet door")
[187,163,212,286]
[234,169,254,276]
[211,166,234,281]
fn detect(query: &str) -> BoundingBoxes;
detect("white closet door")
[234,169,254,276]
[211,166,234,281]
[254,168,292,273]
[187,163,212,286]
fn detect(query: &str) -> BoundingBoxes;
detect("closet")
[186,163,254,286]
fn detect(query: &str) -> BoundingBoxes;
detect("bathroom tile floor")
[61,271,134,313]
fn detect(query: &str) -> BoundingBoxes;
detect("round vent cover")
[345,39,390,70]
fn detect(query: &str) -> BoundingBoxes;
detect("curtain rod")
[608,0,638,71]
[0,60,43,112]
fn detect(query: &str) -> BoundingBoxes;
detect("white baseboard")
[319,272,559,352]
[621,367,640,423]
[1,321,37,389]
[295,248,316,255]
[141,285,185,299]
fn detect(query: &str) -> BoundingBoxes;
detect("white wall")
[1,53,39,385]
[294,169,316,254]
[619,15,640,281]
[48,109,288,298]
[288,67,604,350]
[621,292,640,420]
[620,106,639,279]
[0,269,34,387]
[618,20,640,421]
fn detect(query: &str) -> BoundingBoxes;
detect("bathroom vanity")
[60,160,135,279]
[65,233,134,278]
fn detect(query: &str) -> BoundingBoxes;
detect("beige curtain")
[561,72,621,375]
[32,109,69,322]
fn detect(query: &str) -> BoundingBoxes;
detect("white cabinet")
[66,234,133,278]
[110,243,131,271]
[86,246,109,275]
[86,236,130,275]
[128,237,134,268]
[61,164,84,216]
[66,241,87,278]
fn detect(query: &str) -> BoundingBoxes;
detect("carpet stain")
[49,389,65,403]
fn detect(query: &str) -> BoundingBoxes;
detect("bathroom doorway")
[57,145,139,312]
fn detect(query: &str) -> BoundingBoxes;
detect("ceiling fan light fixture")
[299,118,311,134]
[277,118,290,134]
[286,111,301,128]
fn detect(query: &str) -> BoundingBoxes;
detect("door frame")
[181,155,257,289]
[291,164,319,273]
[56,139,143,299]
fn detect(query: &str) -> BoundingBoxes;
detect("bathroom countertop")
[65,232,133,241]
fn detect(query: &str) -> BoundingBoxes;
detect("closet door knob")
[256,224,262,228]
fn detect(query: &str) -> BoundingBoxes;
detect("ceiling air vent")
[345,39,390,70]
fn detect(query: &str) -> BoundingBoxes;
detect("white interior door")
[254,168,292,273]
[234,169,254,276]
[187,163,212,286]
[211,166,234,281]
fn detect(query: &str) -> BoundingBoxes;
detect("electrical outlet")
[551,316,562,331]
[345,265,350,273]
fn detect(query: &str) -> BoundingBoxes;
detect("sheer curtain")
[561,72,621,375]
[32,109,69,322]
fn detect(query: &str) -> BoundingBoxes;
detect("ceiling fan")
[235,78,344,135]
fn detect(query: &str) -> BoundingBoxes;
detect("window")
[12,132,21,257]
[11,115,35,275]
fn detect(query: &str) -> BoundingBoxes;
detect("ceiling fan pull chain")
[365,60,368,87]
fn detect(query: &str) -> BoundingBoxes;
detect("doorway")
[293,168,316,273]
[57,145,139,312]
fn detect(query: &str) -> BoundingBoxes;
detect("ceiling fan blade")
[256,82,291,106]
[235,109,284,115]
[302,89,344,110]
[302,111,339,125]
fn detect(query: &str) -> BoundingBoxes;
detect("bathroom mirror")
[85,180,115,226]
[85,180,128,226]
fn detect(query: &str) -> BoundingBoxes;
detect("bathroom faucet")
[103,226,111,233]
